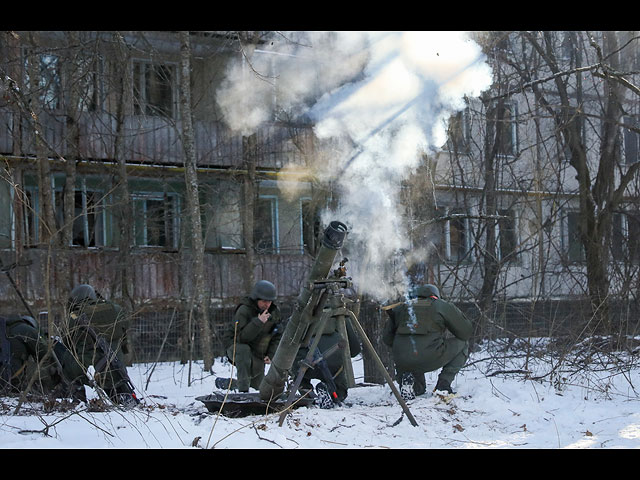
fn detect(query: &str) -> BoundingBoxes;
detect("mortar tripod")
[278,278,418,427]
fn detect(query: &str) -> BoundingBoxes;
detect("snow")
[1,342,639,449]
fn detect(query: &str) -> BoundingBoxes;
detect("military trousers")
[392,334,469,392]
[294,332,350,402]
[226,344,266,392]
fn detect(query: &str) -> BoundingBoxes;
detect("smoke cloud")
[216,31,492,301]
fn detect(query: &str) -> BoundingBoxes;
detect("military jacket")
[382,297,472,347]
[64,299,130,389]
[223,297,283,359]
[69,299,127,340]
[0,315,61,393]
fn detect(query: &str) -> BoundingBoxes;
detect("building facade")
[1,31,639,363]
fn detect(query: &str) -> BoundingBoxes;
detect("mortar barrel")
[259,221,347,401]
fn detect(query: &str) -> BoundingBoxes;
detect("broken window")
[132,193,179,247]
[133,61,175,117]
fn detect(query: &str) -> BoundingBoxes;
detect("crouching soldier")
[63,284,138,407]
[0,314,86,401]
[383,284,472,399]
[216,280,283,393]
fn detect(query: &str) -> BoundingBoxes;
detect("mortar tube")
[259,221,347,401]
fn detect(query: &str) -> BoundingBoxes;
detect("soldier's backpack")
[0,315,64,395]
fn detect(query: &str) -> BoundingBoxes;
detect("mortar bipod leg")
[345,310,418,427]
[277,309,332,427]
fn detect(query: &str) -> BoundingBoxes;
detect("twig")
[252,424,283,448]
[486,369,532,378]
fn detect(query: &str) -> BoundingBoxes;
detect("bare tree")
[111,32,136,314]
[25,32,57,248]
[508,32,640,337]
[179,31,213,370]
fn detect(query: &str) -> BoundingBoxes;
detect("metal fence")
[127,302,297,364]
[127,297,640,365]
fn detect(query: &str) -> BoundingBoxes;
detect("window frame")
[446,106,471,155]
[496,208,519,263]
[300,196,317,255]
[563,210,585,264]
[53,178,107,247]
[132,59,177,118]
[24,50,62,111]
[623,115,640,165]
[203,178,244,251]
[253,195,279,254]
[435,206,473,263]
[132,191,180,248]
[488,100,518,157]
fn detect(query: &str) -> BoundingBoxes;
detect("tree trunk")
[26,33,57,248]
[242,134,257,293]
[112,32,135,313]
[179,32,213,370]
[477,97,503,332]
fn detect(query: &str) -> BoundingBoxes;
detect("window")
[54,183,106,247]
[611,212,627,262]
[132,193,179,247]
[623,115,640,165]
[497,208,518,261]
[0,179,11,249]
[133,61,176,117]
[22,185,39,246]
[435,206,471,262]
[25,52,61,110]
[300,198,319,255]
[627,212,640,263]
[487,101,517,156]
[76,55,104,112]
[203,179,243,250]
[446,107,471,154]
[565,211,584,263]
[254,196,278,254]
[610,211,640,263]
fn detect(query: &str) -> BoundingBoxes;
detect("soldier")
[293,312,361,408]
[382,284,472,398]
[216,280,283,393]
[64,284,136,405]
[0,314,85,400]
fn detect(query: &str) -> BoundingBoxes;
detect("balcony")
[0,108,314,170]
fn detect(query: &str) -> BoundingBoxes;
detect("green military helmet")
[411,284,440,299]
[250,280,277,301]
[69,284,97,303]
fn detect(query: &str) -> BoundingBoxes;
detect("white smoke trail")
[216,31,492,301]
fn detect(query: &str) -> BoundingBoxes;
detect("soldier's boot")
[400,373,416,401]
[314,382,335,409]
[434,377,455,394]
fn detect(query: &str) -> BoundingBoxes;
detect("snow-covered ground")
[1,341,639,449]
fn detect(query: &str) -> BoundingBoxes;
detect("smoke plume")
[216,31,492,301]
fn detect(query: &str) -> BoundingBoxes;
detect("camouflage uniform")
[64,288,132,402]
[383,286,472,394]
[221,296,283,392]
[0,314,84,399]
[294,313,361,403]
